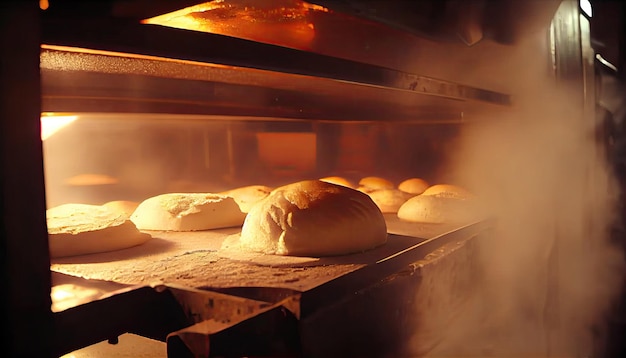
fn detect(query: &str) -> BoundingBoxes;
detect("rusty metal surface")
[299,229,486,357]
[52,285,189,357]
[39,46,508,122]
[160,225,488,357]
[51,274,282,357]
[299,220,490,317]
[167,295,302,357]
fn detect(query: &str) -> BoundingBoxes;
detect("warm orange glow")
[257,132,316,176]
[40,113,78,140]
[141,2,224,31]
[142,0,328,51]
[51,284,102,312]
[39,0,49,10]
[302,2,328,13]
[65,174,119,186]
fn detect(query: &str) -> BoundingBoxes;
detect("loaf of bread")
[367,189,414,213]
[398,178,429,195]
[358,176,394,191]
[47,203,152,258]
[221,185,272,213]
[397,194,477,224]
[239,180,387,256]
[130,193,246,231]
[421,184,473,199]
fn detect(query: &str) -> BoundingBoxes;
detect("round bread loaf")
[398,178,429,195]
[367,189,414,213]
[319,176,355,188]
[103,200,139,218]
[422,184,473,199]
[397,195,477,224]
[130,193,246,231]
[358,176,394,190]
[221,185,272,213]
[47,203,152,258]
[239,180,387,256]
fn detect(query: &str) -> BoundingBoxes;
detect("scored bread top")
[131,193,245,231]
[47,203,128,234]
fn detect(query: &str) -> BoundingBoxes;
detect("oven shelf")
[51,218,491,357]
[40,15,511,122]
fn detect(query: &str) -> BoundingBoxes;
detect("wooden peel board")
[50,215,466,293]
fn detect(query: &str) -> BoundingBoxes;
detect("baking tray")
[52,216,464,288]
[50,215,491,356]
[51,215,489,310]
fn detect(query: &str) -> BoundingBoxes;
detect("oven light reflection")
[580,0,592,18]
[596,53,617,72]
[41,114,78,141]
[51,286,75,301]
[51,284,102,312]
[141,0,322,50]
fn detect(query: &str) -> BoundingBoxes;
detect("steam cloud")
[402,19,625,358]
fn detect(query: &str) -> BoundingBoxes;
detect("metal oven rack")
[52,219,492,357]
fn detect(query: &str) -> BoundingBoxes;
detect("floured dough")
[130,193,246,231]
[398,178,429,195]
[358,176,394,191]
[221,185,272,213]
[422,184,473,199]
[239,180,387,256]
[47,203,152,258]
[367,189,414,213]
[397,195,478,224]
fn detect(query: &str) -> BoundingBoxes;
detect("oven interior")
[24,0,616,356]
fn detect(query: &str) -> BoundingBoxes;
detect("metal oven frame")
[0,1,604,356]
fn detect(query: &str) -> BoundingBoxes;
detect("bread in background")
[130,193,246,231]
[221,185,272,213]
[358,176,394,193]
[398,178,429,195]
[421,184,473,199]
[368,189,415,213]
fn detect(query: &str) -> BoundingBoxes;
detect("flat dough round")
[398,178,429,195]
[397,195,477,224]
[358,176,394,191]
[421,184,473,199]
[319,176,355,188]
[367,189,414,213]
[239,180,387,256]
[130,193,246,231]
[103,200,139,218]
[47,203,152,258]
[221,185,272,213]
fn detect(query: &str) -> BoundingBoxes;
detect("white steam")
[403,59,624,358]
[399,7,625,355]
